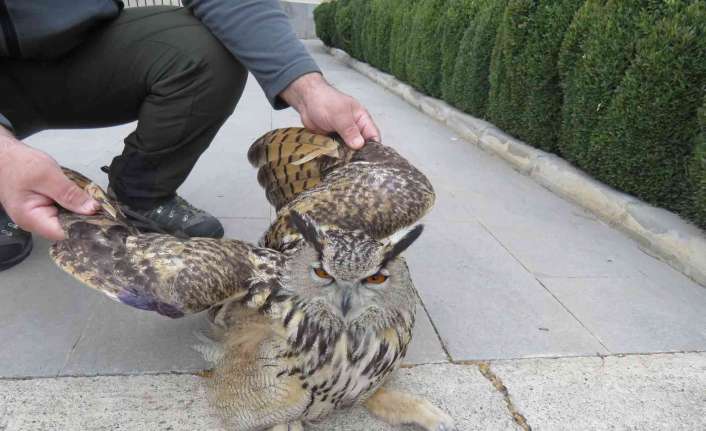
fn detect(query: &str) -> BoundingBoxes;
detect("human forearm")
[279,72,326,112]
[0,125,21,157]
[0,125,12,139]
[182,0,380,149]
[183,0,320,108]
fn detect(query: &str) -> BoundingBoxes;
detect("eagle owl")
[50,128,455,431]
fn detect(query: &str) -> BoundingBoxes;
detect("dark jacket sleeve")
[182,0,321,109]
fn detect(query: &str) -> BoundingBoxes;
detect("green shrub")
[487,0,582,153]
[314,1,337,47]
[405,0,449,98]
[389,1,419,82]
[558,0,675,165]
[586,2,706,211]
[333,0,354,53]
[449,0,508,117]
[366,0,399,72]
[439,0,481,102]
[486,0,531,135]
[360,1,377,65]
[518,0,584,152]
[688,98,706,227]
[350,0,371,61]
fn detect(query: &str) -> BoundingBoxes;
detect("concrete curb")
[327,46,706,287]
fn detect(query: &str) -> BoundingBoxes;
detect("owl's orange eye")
[365,273,388,284]
[313,267,332,279]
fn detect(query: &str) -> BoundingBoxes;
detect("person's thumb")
[338,122,365,150]
[44,170,99,215]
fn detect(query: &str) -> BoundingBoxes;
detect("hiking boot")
[0,209,33,272]
[116,193,224,239]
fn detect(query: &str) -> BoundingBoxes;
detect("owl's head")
[283,212,422,322]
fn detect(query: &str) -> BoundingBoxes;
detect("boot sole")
[0,239,33,272]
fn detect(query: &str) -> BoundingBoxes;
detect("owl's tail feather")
[248,127,354,210]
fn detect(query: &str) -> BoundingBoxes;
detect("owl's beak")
[340,289,353,316]
[337,281,357,316]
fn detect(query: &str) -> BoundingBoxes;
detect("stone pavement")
[1,40,705,430]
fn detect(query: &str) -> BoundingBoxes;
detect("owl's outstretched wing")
[248,127,355,210]
[249,128,435,248]
[50,169,285,318]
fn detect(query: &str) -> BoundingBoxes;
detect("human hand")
[0,129,99,240]
[280,73,380,149]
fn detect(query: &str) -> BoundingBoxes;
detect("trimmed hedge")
[389,2,419,82]
[689,98,706,224]
[487,0,583,152]
[406,0,449,98]
[350,0,370,61]
[558,0,673,167]
[367,0,399,72]
[439,0,482,102]
[314,0,706,229]
[486,1,533,142]
[448,0,508,117]
[313,1,336,47]
[519,0,584,152]
[333,0,354,53]
[585,1,706,211]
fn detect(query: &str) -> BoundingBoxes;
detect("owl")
[50,128,455,431]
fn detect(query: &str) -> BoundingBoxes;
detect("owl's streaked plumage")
[50,128,454,431]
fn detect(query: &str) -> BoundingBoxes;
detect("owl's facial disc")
[308,259,392,316]
[289,211,424,318]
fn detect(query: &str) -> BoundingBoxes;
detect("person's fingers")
[13,205,64,241]
[43,169,99,215]
[355,107,381,143]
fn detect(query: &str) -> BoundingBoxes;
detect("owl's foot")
[365,387,456,431]
[267,421,304,431]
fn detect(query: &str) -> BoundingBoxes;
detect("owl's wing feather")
[254,132,436,248]
[248,127,354,210]
[50,169,284,318]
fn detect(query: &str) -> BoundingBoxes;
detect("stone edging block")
[328,46,706,287]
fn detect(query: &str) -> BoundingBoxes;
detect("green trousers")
[0,6,247,209]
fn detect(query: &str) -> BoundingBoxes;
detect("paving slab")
[0,237,95,378]
[405,222,607,361]
[0,374,222,431]
[492,353,706,431]
[405,304,449,365]
[0,363,518,431]
[538,275,706,354]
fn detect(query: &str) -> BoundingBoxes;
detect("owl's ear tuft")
[289,211,324,252]
[383,224,424,265]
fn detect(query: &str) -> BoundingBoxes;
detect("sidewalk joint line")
[475,221,612,354]
[3,350,705,381]
[57,299,98,377]
[447,349,706,363]
[534,277,612,354]
[412,286,454,363]
[478,362,532,431]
